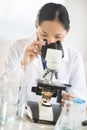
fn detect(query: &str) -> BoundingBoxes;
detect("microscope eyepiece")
[41,40,64,58]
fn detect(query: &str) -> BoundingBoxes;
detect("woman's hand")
[60,92,75,106]
[21,40,44,65]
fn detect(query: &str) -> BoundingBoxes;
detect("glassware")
[0,73,19,124]
[16,66,27,120]
[54,98,85,130]
[16,85,26,119]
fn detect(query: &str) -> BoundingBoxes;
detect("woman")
[4,3,87,103]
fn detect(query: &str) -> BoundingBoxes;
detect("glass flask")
[54,98,85,130]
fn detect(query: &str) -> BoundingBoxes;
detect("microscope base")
[26,101,61,125]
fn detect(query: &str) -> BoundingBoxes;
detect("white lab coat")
[4,33,87,102]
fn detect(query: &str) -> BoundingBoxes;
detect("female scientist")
[5,2,87,103]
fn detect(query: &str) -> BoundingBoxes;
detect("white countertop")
[0,116,87,130]
[0,119,87,130]
[0,117,54,130]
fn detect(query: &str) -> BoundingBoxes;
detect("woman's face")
[37,21,68,44]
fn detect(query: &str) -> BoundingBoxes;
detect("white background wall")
[0,0,87,82]
[65,0,87,60]
[65,0,87,81]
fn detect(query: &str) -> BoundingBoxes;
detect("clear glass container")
[0,74,19,124]
[54,98,85,130]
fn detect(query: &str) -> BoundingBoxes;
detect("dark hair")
[36,3,70,31]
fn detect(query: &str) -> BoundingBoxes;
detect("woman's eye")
[55,36,61,39]
[41,34,48,37]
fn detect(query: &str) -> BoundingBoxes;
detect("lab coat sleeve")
[5,43,21,72]
[4,40,37,97]
[0,41,22,95]
[2,40,28,91]
[69,52,87,101]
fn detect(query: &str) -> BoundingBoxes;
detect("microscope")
[26,40,71,125]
